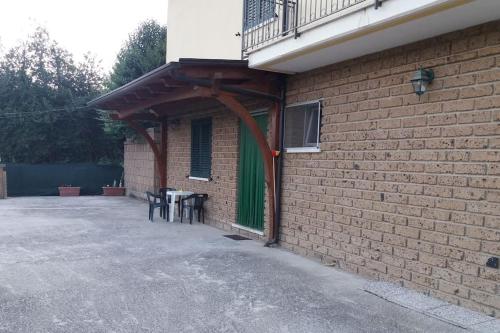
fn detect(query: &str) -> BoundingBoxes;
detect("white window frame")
[284,100,322,153]
[188,176,210,182]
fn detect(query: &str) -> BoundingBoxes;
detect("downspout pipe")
[265,77,287,247]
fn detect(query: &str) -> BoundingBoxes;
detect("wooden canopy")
[88,59,284,242]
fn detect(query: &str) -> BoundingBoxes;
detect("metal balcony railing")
[242,0,381,55]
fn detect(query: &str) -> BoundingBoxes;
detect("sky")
[0,0,168,72]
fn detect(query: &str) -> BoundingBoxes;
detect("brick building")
[279,22,500,316]
[91,0,500,317]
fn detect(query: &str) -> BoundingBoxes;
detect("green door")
[237,114,268,230]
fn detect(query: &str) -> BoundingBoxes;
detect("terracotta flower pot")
[102,187,126,196]
[58,187,80,196]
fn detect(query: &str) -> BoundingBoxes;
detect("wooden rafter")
[160,120,168,187]
[174,67,261,81]
[125,120,167,188]
[110,113,158,121]
[117,87,212,120]
[89,61,284,242]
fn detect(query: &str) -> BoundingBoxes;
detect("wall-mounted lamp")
[411,68,434,96]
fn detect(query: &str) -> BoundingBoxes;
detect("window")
[284,101,321,152]
[190,118,212,179]
[244,0,276,29]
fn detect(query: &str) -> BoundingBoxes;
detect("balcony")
[242,0,375,55]
[242,0,500,73]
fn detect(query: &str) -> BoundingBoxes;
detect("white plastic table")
[166,190,193,222]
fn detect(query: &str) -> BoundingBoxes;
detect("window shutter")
[244,0,258,29]
[244,0,275,29]
[260,0,276,22]
[190,118,212,178]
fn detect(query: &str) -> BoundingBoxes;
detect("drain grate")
[224,234,251,241]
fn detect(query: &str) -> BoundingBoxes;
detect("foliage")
[103,20,167,138]
[0,28,122,164]
[108,20,167,89]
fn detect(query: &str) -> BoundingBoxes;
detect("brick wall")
[124,129,158,199]
[282,21,500,316]
[166,109,239,230]
[122,100,274,238]
[0,164,6,199]
[165,105,272,239]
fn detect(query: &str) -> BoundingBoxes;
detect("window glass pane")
[304,107,319,147]
[284,102,320,149]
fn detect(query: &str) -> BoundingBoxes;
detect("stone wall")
[123,129,159,199]
[281,21,500,316]
[0,164,6,199]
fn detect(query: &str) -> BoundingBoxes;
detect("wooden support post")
[216,93,276,242]
[160,119,168,188]
[125,120,167,189]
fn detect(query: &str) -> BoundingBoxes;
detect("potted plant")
[58,184,80,196]
[102,176,126,196]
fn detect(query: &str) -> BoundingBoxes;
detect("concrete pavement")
[0,196,464,332]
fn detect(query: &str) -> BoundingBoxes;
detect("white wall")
[167,0,243,62]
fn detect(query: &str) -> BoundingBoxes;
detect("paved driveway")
[0,196,462,333]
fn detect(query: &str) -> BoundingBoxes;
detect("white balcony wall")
[246,0,500,73]
[167,0,243,63]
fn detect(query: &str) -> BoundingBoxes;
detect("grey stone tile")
[390,289,448,311]
[426,304,494,328]
[364,281,407,300]
[470,318,500,333]
[364,281,447,311]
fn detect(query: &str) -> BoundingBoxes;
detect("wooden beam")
[110,112,158,121]
[160,78,185,88]
[125,120,166,189]
[215,93,276,242]
[117,87,212,120]
[175,67,261,81]
[170,74,281,101]
[144,86,160,95]
[133,92,146,100]
[160,120,168,188]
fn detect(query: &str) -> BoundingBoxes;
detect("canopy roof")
[88,59,283,121]
[88,58,284,242]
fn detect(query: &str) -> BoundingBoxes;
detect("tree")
[103,20,167,139]
[108,20,167,89]
[0,27,122,164]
